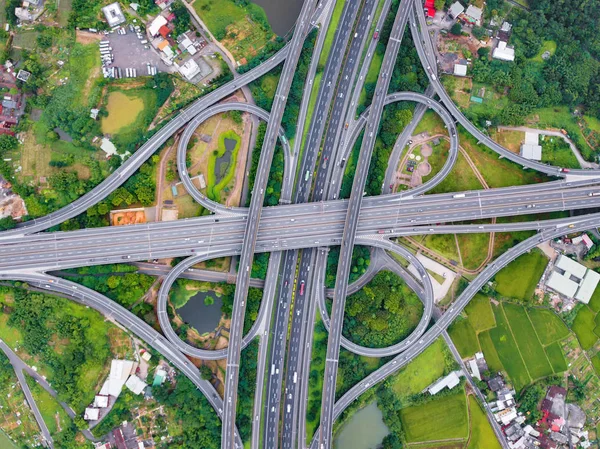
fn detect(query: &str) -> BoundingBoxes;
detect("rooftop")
[102,3,126,27]
[493,41,515,61]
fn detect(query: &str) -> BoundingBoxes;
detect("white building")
[464,5,483,25]
[454,63,467,77]
[148,15,168,37]
[125,375,147,395]
[178,58,201,81]
[99,360,136,398]
[428,371,461,395]
[520,132,542,161]
[94,395,109,408]
[545,255,600,304]
[102,3,126,28]
[575,270,600,304]
[468,359,481,380]
[493,41,515,62]
[448,1,464,19]
[495,407,517,426]
[84,407,100,421]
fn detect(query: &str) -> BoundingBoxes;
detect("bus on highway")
[299,281,305,295]
[305,170,310,181]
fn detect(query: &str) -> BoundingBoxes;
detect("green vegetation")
[494,249,548,302]
[448,318,479,357]
[206,130,241,202]
[465,294,496,331]
[249,68,281,111]
[467,396,502,449]
[237,340,258,443]
[572,306,598,350]
[95,374,221,448]
[390,338,455,398]
[281,30,317,139]
[366,103,413,196]
[0,284,130,413]
[325,246,371,288]
[488,303,531,390]
[528,308,570,345]
[245,122,285,207]
[478,330,504,373]
[193,0,275,62]
[431,151,485,194]
[0,353,43,448]
[318,0,345,69]
[540,135,580,169]
[25,376,73,440]
[61,264,153,311]
[400,387,468,443]
[343,271,423,348]
[545,342,568,373]
[104,76,174,154]
[306,315,327,440]
[503,303,553,379]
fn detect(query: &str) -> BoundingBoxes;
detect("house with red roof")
[424,0,436,17]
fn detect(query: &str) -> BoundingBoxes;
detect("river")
[252,0,305,36]
[333,401,390,449]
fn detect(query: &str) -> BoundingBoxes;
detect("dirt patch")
[110,209,147,226]
[76,30,103,45]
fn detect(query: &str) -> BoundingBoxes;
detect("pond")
[101,91,144,135]
[252,0,305,36]
[334,401,390,449]
[177,290,223,334]
[215,138,236,184]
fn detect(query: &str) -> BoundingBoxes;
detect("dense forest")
[342,270,423,348]
[467,0,600,159]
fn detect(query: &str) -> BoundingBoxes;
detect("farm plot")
[527,308,569,345]
[503,303,553,379]
[488,304,531,390]
[572,306,598,350]
[494,249,548,302]
[399,387,468,443]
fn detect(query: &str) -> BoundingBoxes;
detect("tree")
[477,47,490,59]
[450,22,462,35]
[434,0,445,10]
[0,134,18,155]
[472,26,486,40]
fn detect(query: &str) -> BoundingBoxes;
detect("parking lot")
[105,29,171,76]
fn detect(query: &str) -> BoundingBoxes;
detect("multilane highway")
[2,0,600,448]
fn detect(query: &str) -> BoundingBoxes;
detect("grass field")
[422,233,459,261]
[503,303,553,379]
[306,314,328,441]
[57,0,73,26]
[464,294,496,331]
[400,387,468,443]
[456,233,490,271]
[494,249,548,301]
[527,308,569,345]
[545,342,568,373]
[193,0,273,61]
[448,318,480,358]
[588,287,600,313]
[540,135,580,169]
[459,128,553,188]
[489,304,531,390]
[430,152,484,194]
[529,40,557,63]
[467,396,502,449]
[357,43,384,109]
[319,0,345,69]
[572,306,598,350]
[390,338,451,398]
[26,376,70,436]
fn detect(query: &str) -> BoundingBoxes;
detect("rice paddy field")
[494,249,549,301]
[400,387,469,443]
[449,295,570,391]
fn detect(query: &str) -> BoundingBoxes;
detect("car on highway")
[373,28,379,39]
